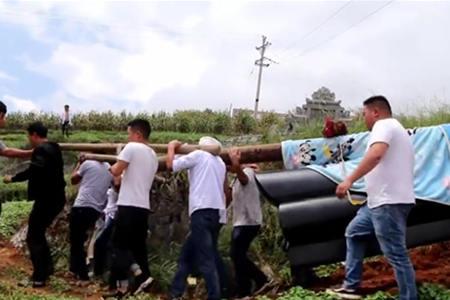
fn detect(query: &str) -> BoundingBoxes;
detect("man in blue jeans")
[166,136,231,300]
[328,96,417,300]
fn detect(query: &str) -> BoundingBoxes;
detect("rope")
[339,141,366,205]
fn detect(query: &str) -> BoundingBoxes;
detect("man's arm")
[166,140,182,171]
[110,160,129,177]
[224,174,232,207]
[0,148,33,159]
[71,160,83,185]
[4,168,30,183]
[229,148,249,185]
[336,142,389,198]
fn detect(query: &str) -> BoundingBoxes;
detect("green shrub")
[233,111,257,134]
[0,201,33,238]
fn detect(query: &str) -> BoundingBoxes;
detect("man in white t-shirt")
[60,104,71,137]
[228,148,268,298]
[106,119,158,297]
[167,136,231,300]
[328,96,417,300]
[69,157,112,281]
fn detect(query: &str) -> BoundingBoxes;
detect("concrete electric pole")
[254,35,271,119]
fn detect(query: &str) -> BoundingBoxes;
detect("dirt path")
[2,238,450,299]
[312,242,450,295]
[0,240,103,299]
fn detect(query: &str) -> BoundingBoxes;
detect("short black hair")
[0,101,7,114]
[363,95,392,115]
[127,119,151,139]
[64,104,69,108]
[27,121,48,138]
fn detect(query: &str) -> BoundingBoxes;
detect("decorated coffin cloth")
[281,123,450,205]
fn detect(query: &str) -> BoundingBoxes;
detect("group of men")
[0,94,419,300]
[0,100,269,300]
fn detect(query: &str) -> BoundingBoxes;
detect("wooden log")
[82,143,283,172]
[60,143,221,155]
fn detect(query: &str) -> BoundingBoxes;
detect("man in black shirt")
[4,122,66,287]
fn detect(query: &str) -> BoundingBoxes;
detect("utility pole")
[254,35,271,119]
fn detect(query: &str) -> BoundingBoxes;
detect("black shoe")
[101,289,129,299]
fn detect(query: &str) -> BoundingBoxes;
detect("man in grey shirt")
[69,157,112,280]
[228,148,268,298]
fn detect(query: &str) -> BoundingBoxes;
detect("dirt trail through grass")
[0,240,103,299]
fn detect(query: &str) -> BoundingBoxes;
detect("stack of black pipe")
[255,168,450,284]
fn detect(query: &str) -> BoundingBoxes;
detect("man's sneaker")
[18,279,46,288]
[326,286,362,299]
[133,276,154,295]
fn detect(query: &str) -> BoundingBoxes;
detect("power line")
[290,0,395,60]
[275,0,353,60]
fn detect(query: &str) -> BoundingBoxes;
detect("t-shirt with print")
[365,118,415,209]
[117,142,158,210]
[232,167,263,226]
[173,150,226,216]
[73,160,112,212]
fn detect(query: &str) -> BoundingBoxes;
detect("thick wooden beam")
[60,143,220,155]
[82,143,283,172]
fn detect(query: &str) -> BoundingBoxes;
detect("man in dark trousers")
[106,119,158,297]
[60,104,71,137]
[69,157,112,281]
[167,136,231,300]
[4,122,66,287]
[228,148,269,298]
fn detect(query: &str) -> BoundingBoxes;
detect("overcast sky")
[0,0,449,114]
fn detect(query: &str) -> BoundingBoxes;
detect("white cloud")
[3,95,40,112]
[0,71,16,81]
[2,1,450,114]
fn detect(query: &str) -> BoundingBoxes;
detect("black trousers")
[111,206,150,281]
[27,197,65,282]
[61,121,70,137]
[69,206,101,279]
[93,216,115,276]
[230,225,267,297]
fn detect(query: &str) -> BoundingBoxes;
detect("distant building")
[292,87,351,120]
[232,87,351,123]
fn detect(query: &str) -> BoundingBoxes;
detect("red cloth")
[322,117,348,138]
